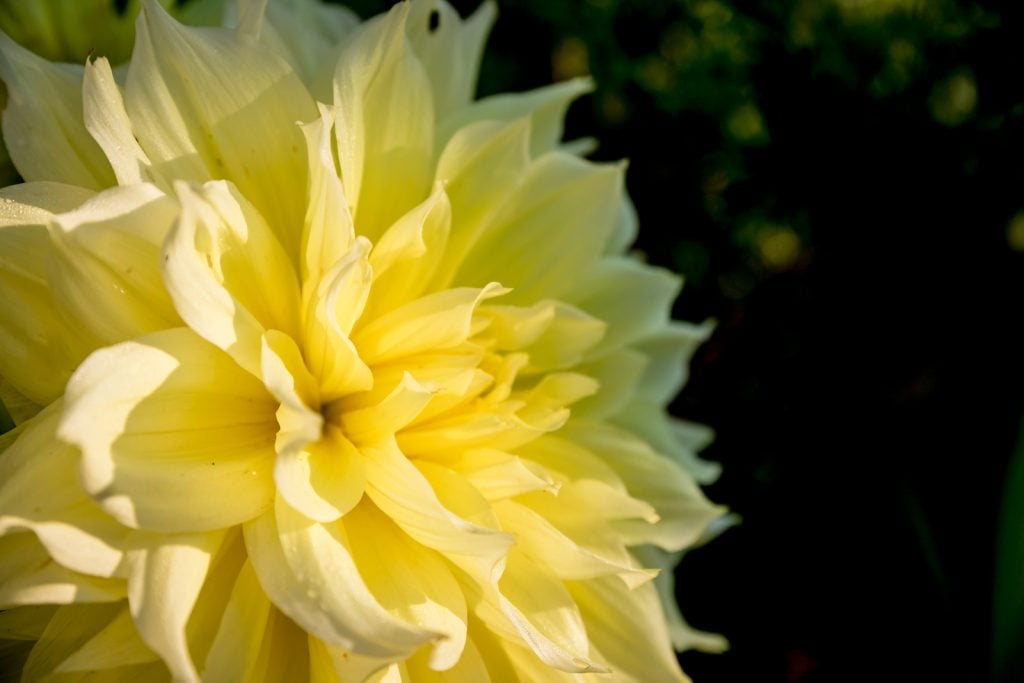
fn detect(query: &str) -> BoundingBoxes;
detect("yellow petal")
[49,184,181,348]
[22,603,125,681]
[200,559,274,682]
[487,548,600,673]
[494,501,655,589]
[273,425,365,525]
[244,497,437,657]
[0,533,125,608]
[332,2,434,238]
[164,180,301,378]
[366,182,451,315]
[566,256,682,355]
[453,154,623,303]
[609,402,722,484]
[55,605,158,673]
[262,0,359,90]
[353,283,506,364]
[301,238,374,401]
[0,402,127,578]
[0,32,114,188]
[346,502,468,671]
[570,348,648,420]
[403,635,492,682]
[127,531,226,683]
[431,117,531,290]
[299,104,355,287]
[82,57,153,187]
[341,372,435,444]
[567,576,689,683]
[564,422,725,551]
[128,0,316,252]
[438,78,594,159]
[308,636,397,683]
[454,449,557,502]
[0,182,94,404]
[482,300,606,373]
[631,321,714,403]
[406,0,496,119]
[60,328,277,532]
[360,439,513,563]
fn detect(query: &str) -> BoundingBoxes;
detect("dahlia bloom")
[0,0,726,680]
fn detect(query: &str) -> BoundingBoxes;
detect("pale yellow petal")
[244,498,437,658]
[361,440,512,564]
[55,606,157,673]
[632,321,714,404]
[200,559,273,682]
[438,78,594,159]
[273,425,365,525]
[403,636,492,682]
[128,0,316,252]
[0,402,127,578]
[0,32,113,188]
[406,0,496,119]
[455,449,557,502]
[482,301,606,373]
[346,502,468,671]
[60,328,277,532]
[568,576,689,683]
[22,603,124,681]
[570,348,648,420]
[430,118,531,290]
[82,56,154,187]
[49,184,181,348]
[299,104,355,287]
[260,0,360,91]
[494,501,655,589]
[630,545,728,654]
[609,401,722,484]
[353,283,506,364]
[0,534,125,608]
[566,256,682,355]
[341,372,435,444]
[301,239,375,401]
[564,422,724,551]
[491,549,599,673]
[452,154,623,303]
[127,531,226,683]
[333,2,434,239]
[0,182,95,404]
[366,183,451,315]
[164,180,301,378]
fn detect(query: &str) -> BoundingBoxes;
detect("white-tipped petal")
[60,328,278,532]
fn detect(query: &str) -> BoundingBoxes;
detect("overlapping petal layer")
[0,0,727,681]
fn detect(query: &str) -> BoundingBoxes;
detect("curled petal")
[244,496,438,658]
[60,328,278,532]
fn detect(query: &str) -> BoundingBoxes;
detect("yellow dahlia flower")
[0,0,726,680]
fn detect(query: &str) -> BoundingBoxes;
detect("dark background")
[344,0,1021,680]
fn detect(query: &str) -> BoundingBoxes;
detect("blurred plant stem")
[994,415,1024,682]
